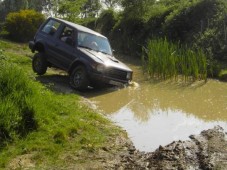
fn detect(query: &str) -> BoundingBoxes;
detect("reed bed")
[142,38,207,81]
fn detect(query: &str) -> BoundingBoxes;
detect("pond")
[84,56,227,152]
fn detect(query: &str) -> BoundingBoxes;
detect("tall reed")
[142,38,207,81]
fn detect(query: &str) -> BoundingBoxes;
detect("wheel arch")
[68,60,88,75]
[34,42,45,53]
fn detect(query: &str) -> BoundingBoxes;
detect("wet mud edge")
[110,126,227,169]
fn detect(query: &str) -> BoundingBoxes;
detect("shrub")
[96,9,117,37]
[111,17,146,55]
[163,0,227,61]
[5,10,45,42]
[144,4,172,40]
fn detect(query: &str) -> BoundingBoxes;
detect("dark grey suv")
[29,17,133,90]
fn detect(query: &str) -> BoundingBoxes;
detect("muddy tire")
[32,53,47,75]
[70,65,89,90]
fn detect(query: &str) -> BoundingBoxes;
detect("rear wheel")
[70,65,89,90]
[32,53,47,75]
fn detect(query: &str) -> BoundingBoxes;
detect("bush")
[5,10,45,42]
[193,0,227,61]
[165,0,225,42]
[96,10,117,37]
[111,17,146,55]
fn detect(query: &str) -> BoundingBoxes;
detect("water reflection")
[110,106,227,151]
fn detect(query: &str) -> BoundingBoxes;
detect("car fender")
[68,58,90,74]
[33,39,47,53]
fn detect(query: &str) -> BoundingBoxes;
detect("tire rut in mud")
[114,126,227,169]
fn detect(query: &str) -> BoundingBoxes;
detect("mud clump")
[114,126,227,169]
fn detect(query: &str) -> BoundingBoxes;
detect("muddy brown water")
[82,56,227,152]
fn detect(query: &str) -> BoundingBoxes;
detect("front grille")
[104,68,128,80]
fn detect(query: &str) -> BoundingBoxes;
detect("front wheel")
[69,65,89,90]
[32,53,47,75]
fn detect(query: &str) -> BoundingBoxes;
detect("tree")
[28,0,43,12]
[41,0,65,17]
[81,0,102,18]
[101,0,122,9]
[121,0,155,19]
[57,0,86,21]
[1,0,28,12]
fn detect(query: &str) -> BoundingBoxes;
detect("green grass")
[142,38,208,81]
[0,39,122,168]
[219,69,227,81]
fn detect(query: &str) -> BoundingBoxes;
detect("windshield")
[77,31,112,55]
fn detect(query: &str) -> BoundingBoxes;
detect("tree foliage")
[121,0,155,20]
[51,0,101,22]
[57,0,86,21]
[101,0,122,9]
[96,9,117,36]
[81,0,101,18]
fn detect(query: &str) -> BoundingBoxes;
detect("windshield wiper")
[78,45,100,53]
[78,45,93,51]
[79,45,111,55]
[99,50,109,55]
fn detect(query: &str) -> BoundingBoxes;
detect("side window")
[42,19,60,36]
[59,26,74,46]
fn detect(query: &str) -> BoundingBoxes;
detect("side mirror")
[112,49,115,54]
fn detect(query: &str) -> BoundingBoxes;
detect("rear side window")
[59,26,75,46]
[42,19,60,36]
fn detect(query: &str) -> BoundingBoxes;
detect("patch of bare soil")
[111,126,227,170]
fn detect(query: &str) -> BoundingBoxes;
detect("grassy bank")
[0,39,124,168]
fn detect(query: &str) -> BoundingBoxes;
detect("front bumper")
[89,71,131,86]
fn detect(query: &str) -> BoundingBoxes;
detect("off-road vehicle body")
[29,17,133,90]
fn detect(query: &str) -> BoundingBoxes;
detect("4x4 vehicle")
[29,17,133,90]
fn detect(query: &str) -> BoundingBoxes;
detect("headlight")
[126,72,132,79]
[96,64,105,72]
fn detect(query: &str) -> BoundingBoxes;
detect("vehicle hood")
[78,47,132,72]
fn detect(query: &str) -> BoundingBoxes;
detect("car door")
[50,25,77,70]
[40,19,62,66]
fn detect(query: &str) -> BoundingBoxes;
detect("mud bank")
[111,126,227,169]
